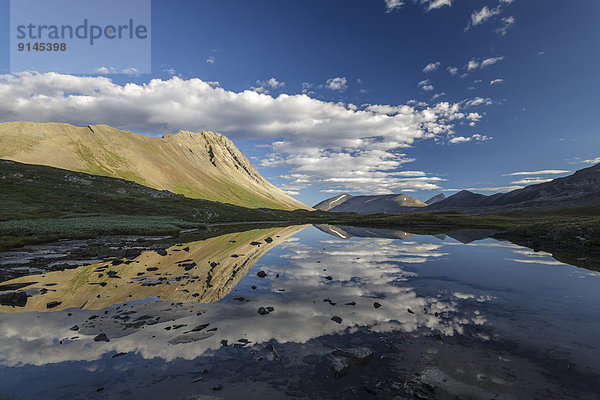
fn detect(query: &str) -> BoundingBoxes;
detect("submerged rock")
[331,316,343,324]
[0,291,27,307]
[257,271,267,278]
[93,333,110,342]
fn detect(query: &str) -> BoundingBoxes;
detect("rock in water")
[93,333,110,342]
[0,291,27,307]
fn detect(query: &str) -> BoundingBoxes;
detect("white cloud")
[325,77,348,91]
[385,0,451,13]
[206,56,216,64]
[490,79,504,85]
[423,62,441,73]
[163,68,176,76]
[423,0,452,11]
[464,97,494,107]
[251,77,285,94]
[418,79,434,91]
[0,72,484,194]
[467,56,504,71]
[432,92,445,100]
[122,67,139,76]
[449,133,491,144]
[447,66,458,75]
[510,177,554,185]
[94,66,116,74]
[496,16,515,35]
[470,6,501,27]
[385,0,404,12]
[482,56,504,67]
[583,157,600,164]
[506,170,570,176]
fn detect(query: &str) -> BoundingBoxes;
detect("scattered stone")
[324,298,337,306]
[264,237,273,243]
[251,286,257,290]
[325,276,333,281]
[111,352,126,358]
[70,325,79,331]
[202,369,209,374]
[266,344,280,359]
[221,340,228,346]
[94,333,110,342]
[407,308,414,314]
[331,316,343,324]
[0,291,27,307]
[275,273,280,278]
[182,246,190,252]
[192,377,204,383]
[46,301,62,309]
[250,241,262,246]
[330,357,352,378]
[373,302,382,309]
[231,254,239,258]
[233,297,245,302]
[187,323,210,333]
[256,356,264,362]
[155,250,167,256]
[345,302,356,306]
[256,271,267,278]
[97,387,104,392]
[212,385,223,391]
[146,267,158,271]
[257,307,269,315]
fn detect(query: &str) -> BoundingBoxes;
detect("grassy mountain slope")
[0,121,308,210]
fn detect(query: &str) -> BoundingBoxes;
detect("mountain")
[313,193,427,214]
[0,121,308,210]
[425,163,600,213]
[314,224,413,240]
[313,194,353,211]
[425,193,446,205]
[0,226,307,312]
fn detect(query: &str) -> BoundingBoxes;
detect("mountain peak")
[0,121,309,210]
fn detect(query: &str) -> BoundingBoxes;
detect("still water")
[0,225,599,399]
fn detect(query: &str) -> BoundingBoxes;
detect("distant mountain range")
[314,193,428,214]
[0,121,308,210]
[315,164,600,214]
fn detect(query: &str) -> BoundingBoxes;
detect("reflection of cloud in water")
[0,229,491,367]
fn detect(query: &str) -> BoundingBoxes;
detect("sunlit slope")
[0,121,309,210]
[0,225,308,312]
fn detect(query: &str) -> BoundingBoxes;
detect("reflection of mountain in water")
[0,225,308,312]
[314,224,414,240]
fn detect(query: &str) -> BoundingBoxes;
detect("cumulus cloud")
[447,66,458,75]
[325,77,348,91]
[490,79,504,85]
[206,56,216,64]
[449,133,491,144]
[423,62,441,73]
[251,77,285,94]
[418,79,434,91]
[94,66,116,74]
[0,72,485,195]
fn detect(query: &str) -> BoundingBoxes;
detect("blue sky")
[1,0,599,206]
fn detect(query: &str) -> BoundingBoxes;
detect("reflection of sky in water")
[1,226,600,399]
